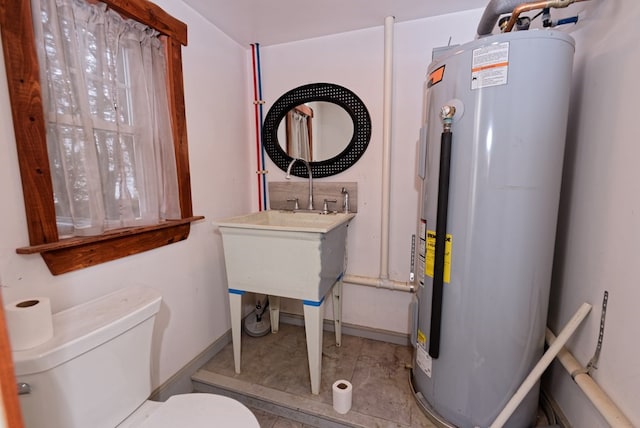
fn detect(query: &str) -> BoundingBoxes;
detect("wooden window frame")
[0,0,203,275]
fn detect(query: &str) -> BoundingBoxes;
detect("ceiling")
[181,0,490,47]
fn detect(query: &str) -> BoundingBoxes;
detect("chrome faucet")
[286,158,314,210]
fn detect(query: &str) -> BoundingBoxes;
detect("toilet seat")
[125,394,260,428]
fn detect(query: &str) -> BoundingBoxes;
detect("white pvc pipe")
[343,274,414,292]
[489,302,592,428]
[380,15,394,281]
[343,17,414,295]
[545,328,633,427]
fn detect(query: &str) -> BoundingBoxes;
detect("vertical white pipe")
[489,302,592,428]
[380,16,394,280]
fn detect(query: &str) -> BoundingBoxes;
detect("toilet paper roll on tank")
[5,297,54,351]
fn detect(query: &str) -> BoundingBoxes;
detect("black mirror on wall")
[262,82,372,178]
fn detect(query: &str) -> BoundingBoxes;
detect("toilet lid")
[137,394,260,428]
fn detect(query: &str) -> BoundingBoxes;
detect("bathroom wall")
[545,1,640,425]
[0,3,486,391]
[2,0,636,425]
[257,4,640,425]
[0,0,253,389]
[256,9,485,332]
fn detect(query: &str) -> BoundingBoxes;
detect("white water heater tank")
[411,30,575,427]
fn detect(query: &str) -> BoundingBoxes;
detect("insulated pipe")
[545,329,633,427]
[380,15,394,281]
[489,302,592,428]
[428,106,455,359]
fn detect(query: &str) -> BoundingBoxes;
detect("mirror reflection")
[277,101,354,162]
[262,82,371,178]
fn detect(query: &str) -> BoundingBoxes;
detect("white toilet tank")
[12,287,162,428]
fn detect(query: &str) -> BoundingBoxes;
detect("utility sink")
[216,209,355,233]
[215,209,355,395]
[215,210,355,301]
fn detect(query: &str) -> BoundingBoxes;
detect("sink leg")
[332,281,343,347]
[269,295,280,333]
[303,299,325,395]
[228,290,244,374]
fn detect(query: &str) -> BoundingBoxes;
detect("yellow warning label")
[425,230,452,283]
[417,329,426,346]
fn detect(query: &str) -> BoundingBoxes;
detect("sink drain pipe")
[342,16,414,294]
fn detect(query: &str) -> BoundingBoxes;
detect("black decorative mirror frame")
[262,82,372,178]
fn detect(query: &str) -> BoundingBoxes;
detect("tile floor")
[192,322,434,427]
[191,322,556,428]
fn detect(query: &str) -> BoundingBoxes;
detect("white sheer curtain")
[31,0,180,237]
[291,110,310,161]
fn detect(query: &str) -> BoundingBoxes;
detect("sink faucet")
[286,158,314,210]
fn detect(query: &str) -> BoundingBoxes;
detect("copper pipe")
[503,0,587,32]
[504,1,556,32]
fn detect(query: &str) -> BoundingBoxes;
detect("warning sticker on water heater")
[471,42,509,90]
[416,329,432,378]
[425,230,452,283]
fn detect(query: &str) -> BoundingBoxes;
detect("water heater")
[411,30,575,427]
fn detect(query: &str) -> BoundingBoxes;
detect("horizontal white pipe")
[490,302,592,428]
[545,328,633,427]
[343,274,414,292]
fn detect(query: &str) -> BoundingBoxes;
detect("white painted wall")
[257,9,485,332]
[3,0,635,425]
[0,0,252,389]
[257,5,639,425]
[545,1,640,425]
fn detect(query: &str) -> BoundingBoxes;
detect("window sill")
[16,216,204,275]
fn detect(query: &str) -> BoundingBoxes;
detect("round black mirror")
[262,82,371,178]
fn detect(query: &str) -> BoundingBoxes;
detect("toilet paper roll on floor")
[332,379,353,414]
[5,297,54,351]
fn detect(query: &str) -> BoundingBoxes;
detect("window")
[35,0,182,236]
[1,0,202,275]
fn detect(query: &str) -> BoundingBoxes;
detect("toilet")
[12,287,259,428]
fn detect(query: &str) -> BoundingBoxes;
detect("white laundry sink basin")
[215,210,355,301]
[215,210,355,234]
[215,209,356,395]
[215,210,355,394]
